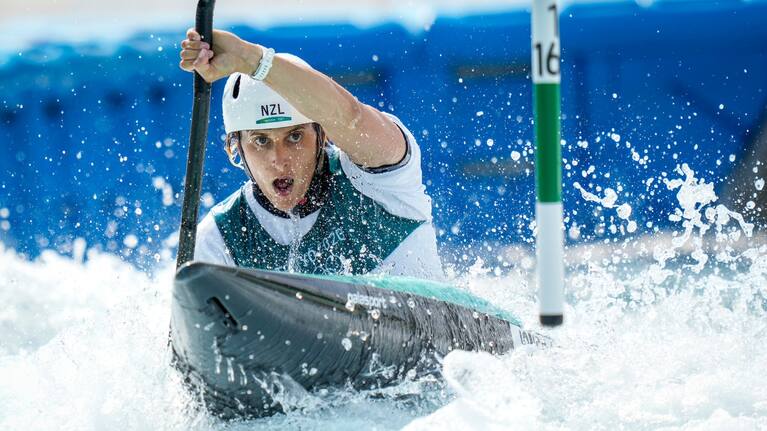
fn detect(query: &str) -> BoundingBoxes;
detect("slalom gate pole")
[532,0,564,326]
[176,0,216,269]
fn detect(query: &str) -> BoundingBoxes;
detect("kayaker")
[179,28,443,279]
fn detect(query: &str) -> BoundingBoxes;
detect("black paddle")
[176,0,216,268]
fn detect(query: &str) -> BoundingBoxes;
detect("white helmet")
[222,53,314,133]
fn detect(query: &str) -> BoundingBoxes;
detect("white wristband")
[250,47,275,81]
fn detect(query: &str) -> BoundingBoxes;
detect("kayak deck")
[170,262,549,418]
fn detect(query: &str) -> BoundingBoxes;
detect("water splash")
[409,241,767,429]
[573,182,638,234]
[1,160,765,429]
[409,162,767,430]
[657,164,755,274]
[0,247,211,430]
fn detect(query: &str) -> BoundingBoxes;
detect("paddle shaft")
[176,0,216,268]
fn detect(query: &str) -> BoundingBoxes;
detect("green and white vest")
[211,153,424,275]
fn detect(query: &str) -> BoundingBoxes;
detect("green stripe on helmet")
[256,116,293,124]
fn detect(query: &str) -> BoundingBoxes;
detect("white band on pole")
[536,202,565,317]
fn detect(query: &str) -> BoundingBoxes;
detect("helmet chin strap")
[235,135,258,185]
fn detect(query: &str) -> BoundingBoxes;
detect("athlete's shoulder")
[381,112,418,147]
[194,213,235,266]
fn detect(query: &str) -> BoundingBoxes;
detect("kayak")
[170,262,550,419]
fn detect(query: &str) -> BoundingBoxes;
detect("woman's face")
[239,123,319,212]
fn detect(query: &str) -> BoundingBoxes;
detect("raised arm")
[180,29,406,169]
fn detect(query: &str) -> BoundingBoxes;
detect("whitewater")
[1,161,765,430]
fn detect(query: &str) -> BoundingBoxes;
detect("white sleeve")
[338,112,432,221]
[193,213,235,266]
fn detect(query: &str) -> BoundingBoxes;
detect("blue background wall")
[1,0,766,268]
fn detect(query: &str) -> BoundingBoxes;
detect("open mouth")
[272,177,295,197]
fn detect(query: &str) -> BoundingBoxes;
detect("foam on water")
[1,164,766,430]
[0,249,206,430]
[0,247,447,430]
[412,244,767,430]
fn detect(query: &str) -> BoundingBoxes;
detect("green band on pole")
[534,83,561,203]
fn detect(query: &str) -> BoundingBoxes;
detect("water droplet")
[122,234,138,249]
[341,338,352,351]
[370,309,381,320]
[407,298,416,309]
[617,203,632,220]
[295,292,303,300]
[627,220,638,233]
